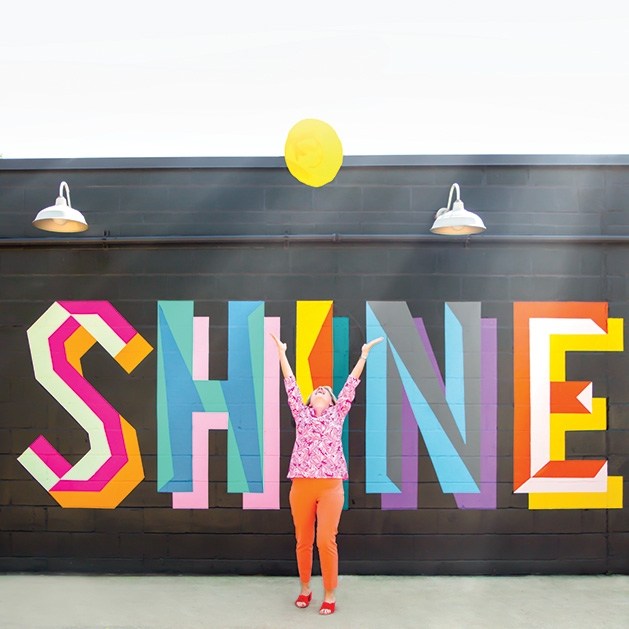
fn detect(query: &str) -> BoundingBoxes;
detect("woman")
[270,332,383,615]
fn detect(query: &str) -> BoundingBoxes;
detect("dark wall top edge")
[3,234,629,248]
[2,154,629,171]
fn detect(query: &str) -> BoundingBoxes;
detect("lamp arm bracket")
[446,182,460,212]
[59,181,72,208]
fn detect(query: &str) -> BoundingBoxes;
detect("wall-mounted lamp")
[430,183,486,235]
[32,181,88,233]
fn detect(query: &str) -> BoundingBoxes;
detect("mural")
[513,302,623,509]
[19,301,152,508]
[365,302,498,509]
[17,300,625,512]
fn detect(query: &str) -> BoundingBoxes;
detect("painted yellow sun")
[284,119,343,187]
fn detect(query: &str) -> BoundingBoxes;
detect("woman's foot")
[320,589,336,615]
[295,583,312,608]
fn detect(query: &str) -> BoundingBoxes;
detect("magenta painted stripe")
[29,435,72,477]
[455,319,498,509]
[381,389,418,510]
[49,320,126,455]
[58,301,136,343]
[46,318,127,491]
[51,476,118,492]
[193,317,210,381]
[414,318,445,394]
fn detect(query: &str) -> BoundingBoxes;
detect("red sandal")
[319,601,336,615]
[295,592,312,608]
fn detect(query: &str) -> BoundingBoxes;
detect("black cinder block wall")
[1,155,629,575]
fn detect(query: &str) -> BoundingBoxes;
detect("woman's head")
[306,385,337,407]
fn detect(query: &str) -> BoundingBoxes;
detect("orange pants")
[289,478,344,591]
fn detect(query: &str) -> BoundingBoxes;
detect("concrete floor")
[0,574,628,629]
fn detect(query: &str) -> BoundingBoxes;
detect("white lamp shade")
[430,200,486,235]
[33,196,88,233]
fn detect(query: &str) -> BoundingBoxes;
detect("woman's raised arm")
[349,337,384,380]
[270,332,294,379]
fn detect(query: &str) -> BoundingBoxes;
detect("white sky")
[1,0,628,159]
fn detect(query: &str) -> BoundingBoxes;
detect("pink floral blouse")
[285,375,360,479]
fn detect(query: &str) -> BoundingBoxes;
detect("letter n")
[365,301,497,510]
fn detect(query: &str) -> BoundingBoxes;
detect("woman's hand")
[270,332,287,354]
[350,337,384,379]
[361,336,384,357]
[270,332,293,378]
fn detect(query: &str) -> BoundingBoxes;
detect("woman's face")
[309,386,334,408]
